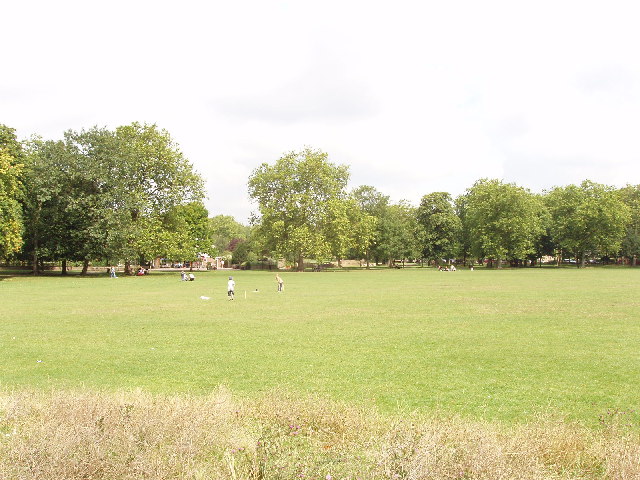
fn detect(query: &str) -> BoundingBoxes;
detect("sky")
[3,0,640,223]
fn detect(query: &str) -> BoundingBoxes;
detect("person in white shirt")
[227,276,235,300]
[275,274,284,292]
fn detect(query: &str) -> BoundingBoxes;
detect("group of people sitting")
[438,265,457,271]
[180,271,195,281]
[136,267,149,276]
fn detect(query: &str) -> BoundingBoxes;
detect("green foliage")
[0,125,24,257]
[417,192,461,263]
[230,237,257,265]
[375,201,422,264]
[463,179,546,265]
[19,124,205,272]
[160,202,211,261]
[112,123,205,268]
[546,180,631,265]
[619,184,640,263]
[248,147,351,270]
[351,185,388,265]
[208,214,249,254]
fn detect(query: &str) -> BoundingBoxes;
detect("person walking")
[275,274,284,292]
[109,266,117,278]
[227,276,235,300]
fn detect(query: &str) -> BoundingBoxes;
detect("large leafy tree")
[352,185,389,267]
[248,147,351,271]
[416,192,461,265]
[463,179,545,267]
[20,138,66,273]
[0,125,24,258]
[546,180,630,267]
[159,201,211,267]
[22,130,124,273]
[322,196,376,266]
[111,123,205,273]
[619,184,640,266]
[454,193,474,265]
[208,214,250,255]
[376,201,422,267]
[21,124,204,273]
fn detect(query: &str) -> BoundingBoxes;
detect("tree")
[619,184,640,266]
[416,192,461,265]
[546,180,631,267]
[345,199,378,268]
[111,123,205,273]
[463,179,545,268]
[20,124,205,274]
[248,147,351,271]
[352,185,389,267]
[231,234,258,266]
[20,138,66,273]
[376,201,422,267]
[208,215,250,255]
[454,193,473,265]
[160,201,211,268]
[0,125,24,258]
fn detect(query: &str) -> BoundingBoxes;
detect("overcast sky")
[3,0,640,222]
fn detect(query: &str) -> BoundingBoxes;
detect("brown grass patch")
[1,388,639,479]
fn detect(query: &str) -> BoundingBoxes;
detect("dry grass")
[1,388,639,479]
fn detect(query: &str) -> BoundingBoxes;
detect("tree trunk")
[81,259,89,275]
[32,206,41,275]
[580,252,586,268]
[125,260,132,275]
[32,239,39,276]
[297,254,304,272]
[61,259,68,276]
[632,255,637,266]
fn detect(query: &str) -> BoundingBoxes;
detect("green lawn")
[1,267,639,425]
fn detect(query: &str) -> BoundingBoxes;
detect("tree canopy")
[0,125,24,257]
[463,179,546,267]
[417,192,461,264]
[3,123,639,270]
[248,148,353,270]
[546,180,630,266]
[18,123,205,273]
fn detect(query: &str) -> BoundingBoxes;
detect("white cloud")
[3,0,640,221]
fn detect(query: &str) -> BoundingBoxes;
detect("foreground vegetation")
[1,388,639,479]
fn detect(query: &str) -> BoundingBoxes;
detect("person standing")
[227,276,235,300]
[110,266,117,278]
[275,274,284,292]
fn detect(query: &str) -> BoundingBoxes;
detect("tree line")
[2,125,639,272]
[245,148,639,270]
[0,123,208,274]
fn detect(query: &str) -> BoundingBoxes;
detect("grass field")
[1,266,639,425]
